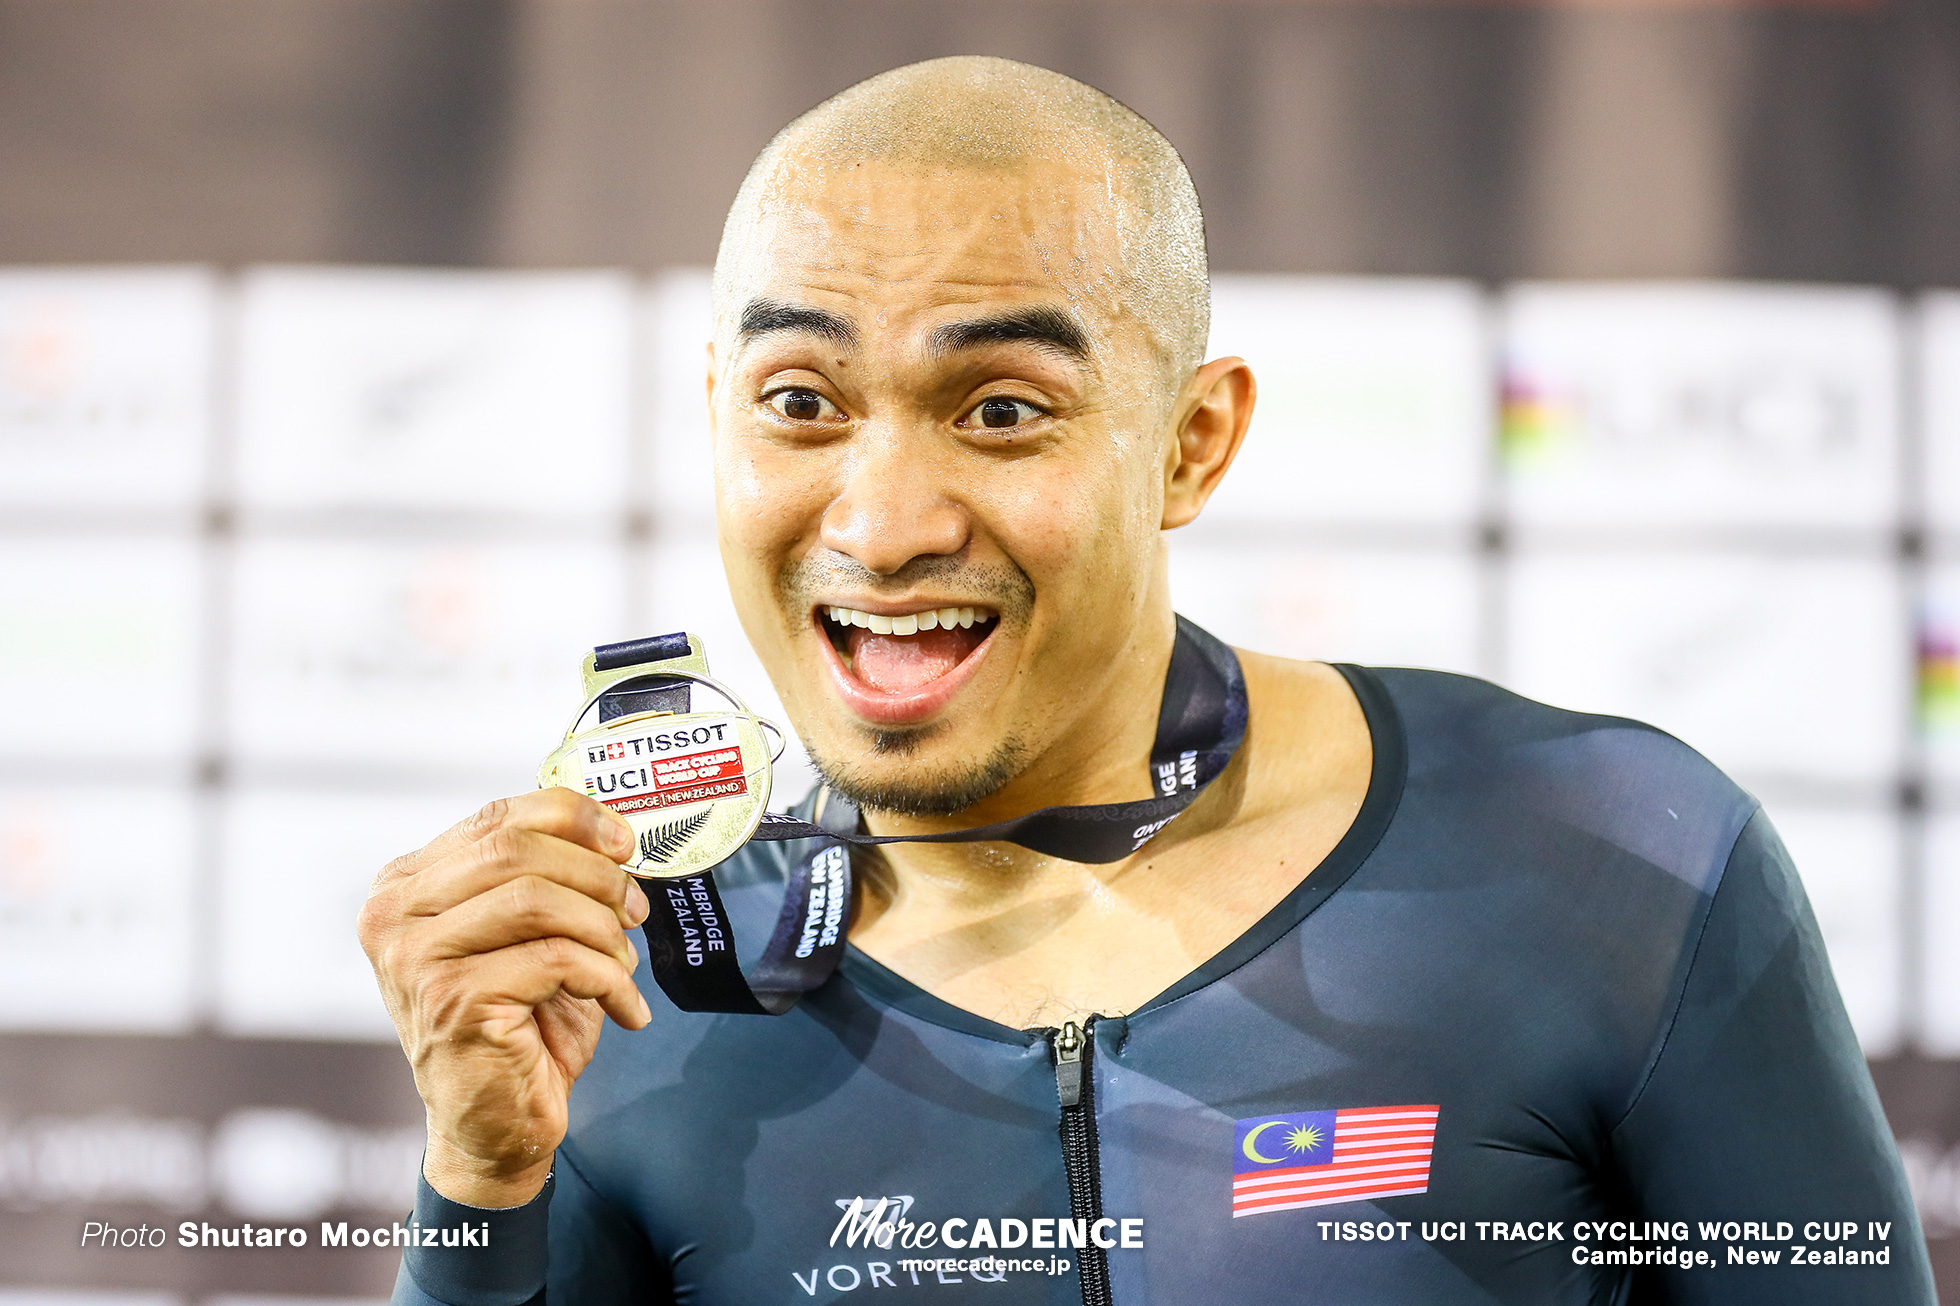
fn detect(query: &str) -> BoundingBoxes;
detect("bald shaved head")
[713,56,1210,382]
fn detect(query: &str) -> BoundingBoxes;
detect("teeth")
[823,605,994,633]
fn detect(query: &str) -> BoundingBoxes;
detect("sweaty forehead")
[720,151,1132,340]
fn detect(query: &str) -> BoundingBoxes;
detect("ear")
[1161,356,1255,530]
[704,340,719,436]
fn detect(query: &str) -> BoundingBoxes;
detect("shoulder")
[1363,663,1721,789]
[1363,665,1760,898]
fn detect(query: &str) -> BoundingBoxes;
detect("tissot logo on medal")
[579,720,750,816]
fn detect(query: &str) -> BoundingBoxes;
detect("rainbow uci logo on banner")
[1231,1105,1439,1218]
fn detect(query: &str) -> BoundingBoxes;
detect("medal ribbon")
[634,616,1246,1015]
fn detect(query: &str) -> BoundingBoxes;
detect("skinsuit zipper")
[1052,1018,1112,1306]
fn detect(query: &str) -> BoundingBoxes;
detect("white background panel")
[0,785,196,1033]
[0,267,214,513]
[641,536,819,807]
[1167,542,1482,673]
[234,268,633,516]
[645,269,717,526]
[217,788,481,1039]
[1502,283,1900,531]
[1923,812,1960,1056]
[0,537,203,761]
[1195,276,1489,532]
[225,539,627,779]
[1922,292,1960,537]
[1505,551,1905,783]
[1763,803,1903,1055]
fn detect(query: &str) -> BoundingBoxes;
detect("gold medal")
[537,634,781,879]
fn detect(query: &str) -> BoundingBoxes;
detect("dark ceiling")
[1,0,1956,284]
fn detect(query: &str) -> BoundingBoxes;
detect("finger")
[376,789,636,891]
[499,787,638,860]
[462,935,652,1030]
[426,874,638,971]
[403,826,641,925]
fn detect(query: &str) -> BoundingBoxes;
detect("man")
[360,57,1933,1304]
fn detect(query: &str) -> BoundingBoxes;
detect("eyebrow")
[738,298,858,349]
[928,306,1092,365]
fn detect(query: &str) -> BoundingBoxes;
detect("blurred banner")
[4,266,1958,1299]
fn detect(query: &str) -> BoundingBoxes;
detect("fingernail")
[638,992,653,1024]
[606,816,635,859]
[626,878,650,925]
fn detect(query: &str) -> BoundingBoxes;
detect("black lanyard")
[637,616,1246,1015]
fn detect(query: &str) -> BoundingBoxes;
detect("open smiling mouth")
[816,603,1000,724]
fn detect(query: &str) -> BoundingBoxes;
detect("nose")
[817,424,970,575]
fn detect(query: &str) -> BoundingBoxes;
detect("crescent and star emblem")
[1241,1120,1286,1164]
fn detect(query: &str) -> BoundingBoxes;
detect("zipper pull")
[1054,1020,1085,1108]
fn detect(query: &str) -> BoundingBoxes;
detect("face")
[709,150,1191,816]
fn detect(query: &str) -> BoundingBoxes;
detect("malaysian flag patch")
[1231,1105,1440,1218]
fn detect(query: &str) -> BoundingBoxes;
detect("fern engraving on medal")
[639,808,713,865]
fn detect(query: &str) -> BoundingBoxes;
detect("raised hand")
[358,788,653,1208]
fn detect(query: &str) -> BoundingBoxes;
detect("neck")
[840,653,1373,1031]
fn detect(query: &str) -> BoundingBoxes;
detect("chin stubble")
[810,728,1032,818]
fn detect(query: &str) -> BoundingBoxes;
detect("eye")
[767,388,841,422]
[964,397,1045,430]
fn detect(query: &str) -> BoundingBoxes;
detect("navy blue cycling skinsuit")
[392,665,1935,1304]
